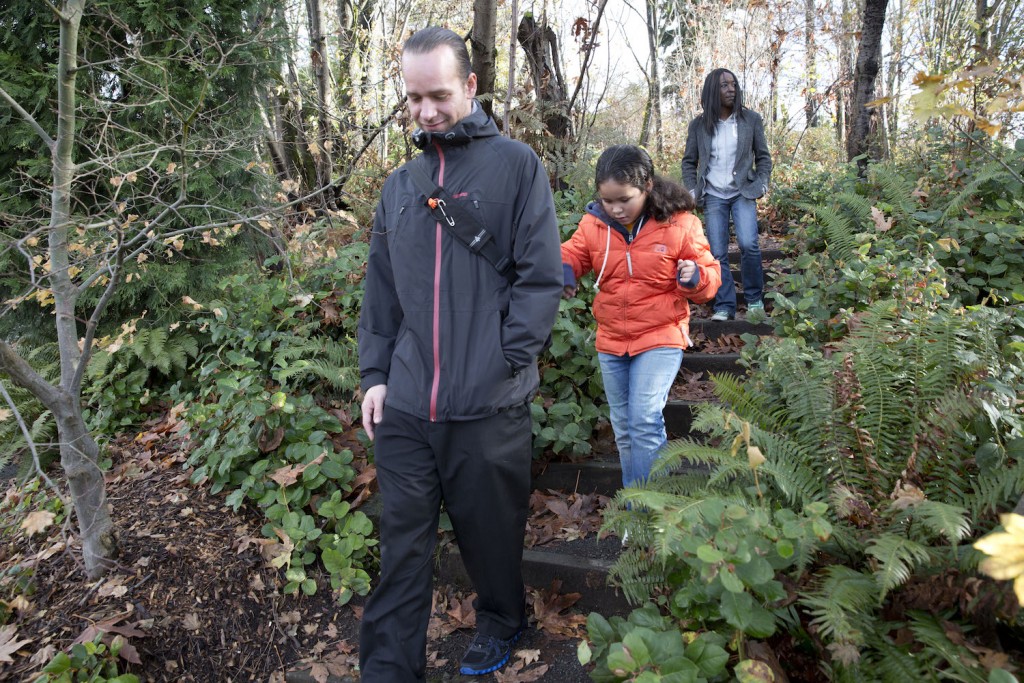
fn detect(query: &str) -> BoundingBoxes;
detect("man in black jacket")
[357,26,563,682]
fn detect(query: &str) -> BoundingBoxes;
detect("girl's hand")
[677,259,697,283]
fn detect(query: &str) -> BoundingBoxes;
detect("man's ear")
[466,72,478,98]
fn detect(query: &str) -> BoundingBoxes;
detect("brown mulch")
[0,431,598,682]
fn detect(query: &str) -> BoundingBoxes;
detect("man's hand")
[361,384,387,441]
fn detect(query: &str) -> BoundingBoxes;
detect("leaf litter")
[1,418,598,681]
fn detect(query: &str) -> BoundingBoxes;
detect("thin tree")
[0,0,279,578]
[847,0,889,169]
[472,0,498,120]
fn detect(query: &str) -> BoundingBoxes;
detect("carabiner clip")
[427,197,455,227]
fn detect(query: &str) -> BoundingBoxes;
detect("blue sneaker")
[459,628,524,675]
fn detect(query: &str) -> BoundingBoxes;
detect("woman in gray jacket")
[681,68,772,321]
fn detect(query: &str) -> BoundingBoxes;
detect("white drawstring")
[593,223,612,291]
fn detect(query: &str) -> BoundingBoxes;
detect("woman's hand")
[677,259,697,283]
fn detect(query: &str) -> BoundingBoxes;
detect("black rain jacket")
[358,104,562,422]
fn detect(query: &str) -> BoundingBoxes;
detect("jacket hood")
[585,200,647,240]
[412,101,499,149]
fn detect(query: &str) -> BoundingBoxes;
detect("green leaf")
[719,567,745,593]
[720,592,777,637]
[685,636,729,677]
[697,544,724,563]
[577,639,593,665]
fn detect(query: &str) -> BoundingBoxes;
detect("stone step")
[665,400,700,437]
[727,247,784,265]
[690,317,772,339]
[436,538,633,616]
[683,352,741,376]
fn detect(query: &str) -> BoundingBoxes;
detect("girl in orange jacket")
[562,145,721,488]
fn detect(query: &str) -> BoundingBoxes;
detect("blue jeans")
[703,194,763,315]
[598,347,683,488]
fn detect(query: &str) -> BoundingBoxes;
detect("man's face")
[403,46,477,133]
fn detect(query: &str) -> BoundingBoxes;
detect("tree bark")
[517,13,572,145]
[847,0,889,170]
[805,0,819,128]
[642,0,663,154]
[305,0,336,208]
[31,0,119,580]
[472,0,498,121]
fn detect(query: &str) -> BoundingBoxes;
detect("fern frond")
[865,535,932,599]
[801,565,876,644]
[907,500,971,546]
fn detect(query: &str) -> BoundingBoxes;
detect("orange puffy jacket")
[561,206,721,356]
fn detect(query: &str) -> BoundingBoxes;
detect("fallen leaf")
[0,624,32,663]
[870,206,894,232]
[270,453,326,488]
[21,510,57,536]
[309,662,330,683]
[182,613,201,631]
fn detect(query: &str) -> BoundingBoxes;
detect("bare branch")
[71,249,124,395]
[0,86,56,152]
[0,343,63,414]
[0,379,64,500]
[567,0,610,116]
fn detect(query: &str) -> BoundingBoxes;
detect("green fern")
[801,565,876,645]
[865,535,933,600]
[907,500,971,546]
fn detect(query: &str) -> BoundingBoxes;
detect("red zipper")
[429,144,445,421]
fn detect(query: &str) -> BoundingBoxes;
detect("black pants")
[358,403,532,683]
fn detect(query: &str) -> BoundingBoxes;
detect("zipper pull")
[626,252,633,277]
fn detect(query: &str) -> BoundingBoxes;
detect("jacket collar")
[411,101,499,149]
[585,201,651,241]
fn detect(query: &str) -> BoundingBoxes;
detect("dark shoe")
[459,629,523,675]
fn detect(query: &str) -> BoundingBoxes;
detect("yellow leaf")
[0,408,11,422]
[125,171,138,183]
[110,176,123,187]
[21,510,56,536]
[137,253,149,264]
[25,236,38,247]
[166,162,178,174]
[747,446,766,469]
[181,296,204,310]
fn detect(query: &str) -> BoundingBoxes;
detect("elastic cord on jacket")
[594,223,612,291]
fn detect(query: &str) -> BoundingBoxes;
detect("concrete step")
[690,317,772,339]
[533,458,622,496]
[436,539,632,616]
[683,352,742,376]
[727,247,785,265]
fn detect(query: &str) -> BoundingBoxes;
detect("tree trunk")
[643,0,663,154]
[847,0,888,169]
[305,0,336,207]
[2,0,120,581]
[517,13,572,148]
[472,0,498,121]
[836,0,857,150]
[805,0,819,128]
[336,0,376,165]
